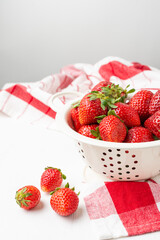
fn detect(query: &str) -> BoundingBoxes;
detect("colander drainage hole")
[132,155,136,158]
[89,166,91,168]
[110,176,114,178]
[110,163,114,166]
[109,157,113,160]
[117,154,121,157]
[103,152,107,155]
[103,172,106,174]
[135,175,139,177]
[82,155,85,158]
[118,168,122,170]
[126,171,130,174]
[125,150,129,153]
[134,161,138,164]
[117,149,121,151]
[108,149,112,152]
[118,173,122,175]
[119,178,122,180]
[117,161,121,164]
[104,165,107,167]
[110,170,114,173]
[78,142,80,145]
[127,177,130,179]
[101,158,105,161]
[132,167,136,170]
[81,149,84,152]
[125,165,129,168]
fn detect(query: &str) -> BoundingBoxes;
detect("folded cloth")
[1,56,160,239]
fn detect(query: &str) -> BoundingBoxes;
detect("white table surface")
[1,112,160,240]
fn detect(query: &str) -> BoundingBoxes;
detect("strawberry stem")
[88,84,135,110]
[15,187,32,208]
[65,182,69,188]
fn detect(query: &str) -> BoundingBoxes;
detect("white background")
[1,0,160,88]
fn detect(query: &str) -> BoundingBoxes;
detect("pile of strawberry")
[15,167,79,216]
[71,80,160,143]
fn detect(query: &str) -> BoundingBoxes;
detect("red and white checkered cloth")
[1,56,160,239]
[84,179,160,239]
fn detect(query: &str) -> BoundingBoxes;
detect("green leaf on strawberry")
[90,127,102,140]
[72,100,80,108]
[88,84,135,110]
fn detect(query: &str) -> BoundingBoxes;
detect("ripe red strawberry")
[92,80,111,91]
[149,90,160,116]
[70,105,82,131]
[129,90,153,122]
[78,124,101,139]
[15,185,41,210]
[144,110,160,139]
[50,183,79,216]
[41,167,66,192]
[99,115,127,142]
[78,93,108,125]
[125,126,154,143]
[114,102,141,128]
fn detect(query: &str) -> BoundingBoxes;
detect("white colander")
[50,91,160,181]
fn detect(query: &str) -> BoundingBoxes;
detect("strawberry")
[78,93,108,125]
[149,90,160,116]
[41,167,66,192]
[129,90,153,122]
[15,185,41,210]
[144,110,160,139]
[70,102,82,131]
[125,126,154,143]
[114,102,141,128]
[99,115,127,142]
[92,80,111,91]
[78,84,135,125]
[78,124,101,139]
[50,183,79,216]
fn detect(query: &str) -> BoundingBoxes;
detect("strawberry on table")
[78,124,101,139]
[114,102,141,128]
[149,90,160,115]
[125,126,154,143]
[41,167,66,192]
[50,183,79,216]
[144,110,160,139]
[129,90,153,122]
[99,115,127,142]
[15,185,41,210]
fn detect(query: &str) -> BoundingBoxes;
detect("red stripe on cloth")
[105,182,156,214]
[5,84,56,119]
[99,61,151,81]
[105,182,160,236]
